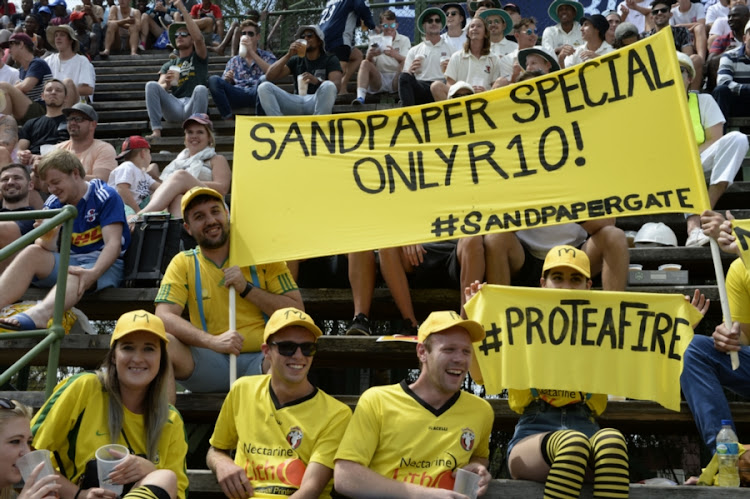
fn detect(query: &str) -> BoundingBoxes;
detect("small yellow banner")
[464,285,703,411]
[230,28,709,266]
[732,219,750,271]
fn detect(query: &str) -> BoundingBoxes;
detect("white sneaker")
[685,228,710,247]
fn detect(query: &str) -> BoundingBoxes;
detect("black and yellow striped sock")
[123,485,170,499]
[542,429,592,499]
[591,428,630,498]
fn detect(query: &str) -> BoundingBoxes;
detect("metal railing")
[0,205,77,397]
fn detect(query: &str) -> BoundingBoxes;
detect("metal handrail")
[0,205,77,397]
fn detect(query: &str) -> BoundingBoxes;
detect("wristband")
[239,280,253,298]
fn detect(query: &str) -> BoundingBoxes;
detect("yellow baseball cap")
[418,311,485,343]
[111,310,168,346]
[542,245,591,278]
[180,186,224,219]
[263,307,323,343]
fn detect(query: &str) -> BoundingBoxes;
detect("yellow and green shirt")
[209,375,351,498]
[31,373,189,499]
[155,248,298,352]
[335,381,493,490]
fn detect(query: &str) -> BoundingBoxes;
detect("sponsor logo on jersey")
[286,426,303,450]
[460,428,475,451]
[72,226,103,247]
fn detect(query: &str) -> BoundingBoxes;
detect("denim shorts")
[32,253,124,290]
[180,347,264,392]
[507,400,601,458]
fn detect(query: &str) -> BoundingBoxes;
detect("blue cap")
[38,6,52,14]
[49,0,66,8]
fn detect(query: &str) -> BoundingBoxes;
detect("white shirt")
[617,0,651,33]
[709,16,730,37]
[44,53,96,101]
[670,3,705,25]
[498,48,517,79]
[441,31,466,55]
[563,40,613,68]
[403,37,452,81]
[444,49,503,89]
[372,33,411,74]
[541,21,584,54]
[108,161,156,206]
[490,37,518,58]
[0,63,19,84]
[706,3,728,25]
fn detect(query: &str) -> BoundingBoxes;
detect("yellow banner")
[230,28,709,266]
[464,285,703,411]
[732,219,750,271]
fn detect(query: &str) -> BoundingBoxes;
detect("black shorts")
[329,44,352,62]
[408,240,460,288]
[15,219,34,236]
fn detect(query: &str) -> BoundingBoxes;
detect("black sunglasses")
[0,398,16,410]
[651,7,669,15]
[424,17,442,24]
[301,32,316,39]
[271,341,317,357]
[241,30,255,37]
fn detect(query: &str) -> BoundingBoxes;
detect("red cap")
[70,10,85,21]
[116,135,151,160]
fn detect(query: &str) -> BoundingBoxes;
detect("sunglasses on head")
[175,31,189,37]
[424,17,442,24]
[0,398,16,410]
[651,7,669,15]
[381,21,396,28]
[271,341,317,357]
[241,30,255,36]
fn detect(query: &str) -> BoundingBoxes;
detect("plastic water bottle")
[716,420,740,487]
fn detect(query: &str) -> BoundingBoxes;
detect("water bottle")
[238,35,249,58]
[716,420,740,487]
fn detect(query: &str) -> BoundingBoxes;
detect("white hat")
[448,81,474,98]
[634,222,678,247]
[676,51,695,79]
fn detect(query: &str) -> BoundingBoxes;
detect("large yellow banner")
[230,28,709,266]
[464,285,703,411]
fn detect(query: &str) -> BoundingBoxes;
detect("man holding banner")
[334,311,493,498]
[155,186,302,399]
[682,212,750,451]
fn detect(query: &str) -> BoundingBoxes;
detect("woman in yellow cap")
[30,311,188,499]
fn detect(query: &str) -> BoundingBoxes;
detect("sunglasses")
[680,67,690,75]
[651,7,669,15]
[521,28,536,35]
[270,341,317,357]
[66,115,90,123]
[175,31,189,37]
[0,398,15,410]
[446,11,461,17]
[424,17,442,24]
[381,21,397,28]
[301,32,316,39]
[476,2,495,7]
[241,30,255,36]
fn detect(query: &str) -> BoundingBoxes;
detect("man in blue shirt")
[319,0,375,92]
[0,148,129,331]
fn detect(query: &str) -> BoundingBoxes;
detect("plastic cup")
[95,444,128,495]
[16,449,55,483]
[440,54,451,73]
[453,468,480,499]
[238,35,249,58]
[297,74,308,96]
[296,39,307,57]
[658,263,682,271]
[39,144,55,156]
[168,65,180,87]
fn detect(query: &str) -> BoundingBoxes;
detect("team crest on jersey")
[286,426,303,449]
[85,208,97,222]
[460,428,475,451]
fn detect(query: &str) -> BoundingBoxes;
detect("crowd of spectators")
[0,0,748,495]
